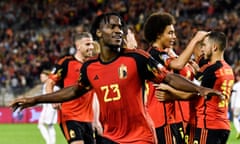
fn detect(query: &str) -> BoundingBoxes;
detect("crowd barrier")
[0,106,42,123]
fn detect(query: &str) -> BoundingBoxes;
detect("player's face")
[193,41,203,61]
[99,15,124,49]
[159,24,176,49]
[76,37,94,58]
[40,73,48,83]
[201,37,212,60]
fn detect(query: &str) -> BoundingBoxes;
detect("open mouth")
[170,40,176,46]
[112,34,122,40]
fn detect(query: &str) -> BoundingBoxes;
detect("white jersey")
[38,84,60,124]
[231,81,240,109]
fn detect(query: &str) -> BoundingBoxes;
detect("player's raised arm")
[145,55,223,99]
[168,31,209,70]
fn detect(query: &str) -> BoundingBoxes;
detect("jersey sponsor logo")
[118,64,127,79]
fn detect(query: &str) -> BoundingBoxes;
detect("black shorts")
[193,128,230,144]
[60,120,94,144]
[185,123,196,144]
[155,122,185,144]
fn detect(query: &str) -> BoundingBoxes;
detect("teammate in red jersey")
[9,12,222,144]
[143,12,204,144]
[45,32,97,144]
[156,31,234,144]
[193,31,234,144]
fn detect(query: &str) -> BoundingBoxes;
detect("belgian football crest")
[118,64,127,79]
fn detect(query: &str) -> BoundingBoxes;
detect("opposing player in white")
[38,70,60,144]
[231,69,240,139]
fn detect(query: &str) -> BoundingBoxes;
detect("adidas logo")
[94,75,99,80]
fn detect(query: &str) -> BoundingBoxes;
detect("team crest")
[118,64,127,79]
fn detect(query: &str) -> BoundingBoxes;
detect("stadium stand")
[0,0,240,106]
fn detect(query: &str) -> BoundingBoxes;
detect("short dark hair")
[73,32,92,42]
[207,31,227,51]
[143,12,176,43]
[90,12,126,40]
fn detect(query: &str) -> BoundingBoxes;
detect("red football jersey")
[195,60,234,130]
[147,47,195,127]
[146,81,175,127]
[165,51,196,125]
[79,49,167,143]
[146,47,176,128]
[49,56,94,123]
[175,64,196,124]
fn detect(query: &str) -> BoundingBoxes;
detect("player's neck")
[100,46,120,63]
[209,53,223,64]
[152,41,164,51]
[74,53,84,63]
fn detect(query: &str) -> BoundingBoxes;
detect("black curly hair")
[143,12,176,44]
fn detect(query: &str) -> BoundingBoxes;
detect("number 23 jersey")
[79,49,167,143]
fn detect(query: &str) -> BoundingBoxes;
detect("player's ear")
[96,30,102,38]
[213,44,218,52]
[157,34,163,40]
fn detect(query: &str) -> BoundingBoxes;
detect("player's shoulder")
[57,55,74,65]
[122,48,151,58]
[85,55,99,63]
[215,60,234,75]
[81,55,99,68]
[221,60,233,68]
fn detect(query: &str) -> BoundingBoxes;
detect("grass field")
[228,123,240,144]
[0,124,67,144]
[0,123,240,144]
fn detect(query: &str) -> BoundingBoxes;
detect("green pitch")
[228,122,240,144]
[0,124,67,144]
[0,123,239,144]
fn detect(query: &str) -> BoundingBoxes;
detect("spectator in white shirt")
[231,68,240,139]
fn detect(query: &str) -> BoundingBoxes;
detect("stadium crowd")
[0,0,240,105]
